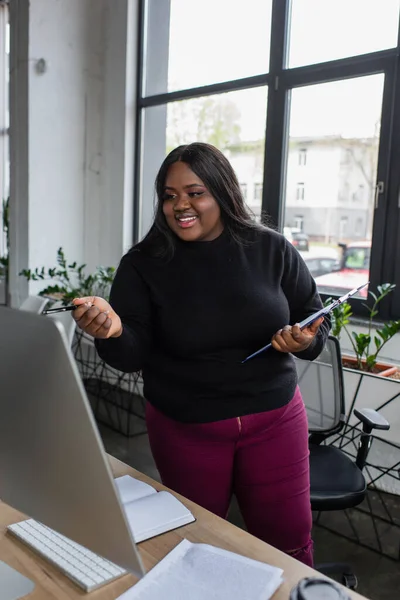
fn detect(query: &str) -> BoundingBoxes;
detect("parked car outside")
[314,241,370,298]
[302,254,340,278]
[283,227,310,252]
[292,231,309,252]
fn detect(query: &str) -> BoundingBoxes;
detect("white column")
[8,0,138,306]
[9,0,29,306]
[83,0,139,272]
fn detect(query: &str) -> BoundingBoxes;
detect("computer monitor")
[0,306,144,597]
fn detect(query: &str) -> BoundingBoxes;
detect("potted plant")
[19,245,117,382]
[19,245,116,371]
[326,283,400,378]
[19,247,115,305]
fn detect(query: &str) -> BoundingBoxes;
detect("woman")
[73,142,330,567]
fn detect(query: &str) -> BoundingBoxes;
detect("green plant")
[326,283,400,372]
[347,283,400,371]
[0,196,9,282]
[19,247,115,305]
[324,296,352,340]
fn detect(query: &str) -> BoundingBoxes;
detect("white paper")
[117,539,283,600]
[123,491,195,543]
[114,475,157,504]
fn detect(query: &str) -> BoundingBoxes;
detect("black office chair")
[294,335,390,590]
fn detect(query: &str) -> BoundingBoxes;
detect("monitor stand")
[0,560,35,599]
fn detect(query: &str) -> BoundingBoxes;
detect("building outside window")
[356,183,365,201]
[296,183,305,200]
[254,182,262,202]
[339,216,348,239]
[294,215,304,231]
[298,148,307,166]
[239,183,248,200]
[355,217,364,236]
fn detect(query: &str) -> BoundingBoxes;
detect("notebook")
[117,538,284,600]
[114,476,195,543]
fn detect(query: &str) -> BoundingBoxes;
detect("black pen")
[43,305,77,315]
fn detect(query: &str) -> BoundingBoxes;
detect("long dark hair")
[138,142,265,259]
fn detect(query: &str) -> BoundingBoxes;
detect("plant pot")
[342,354,398,378]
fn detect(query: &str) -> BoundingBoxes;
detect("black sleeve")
[94,253,152,373]
[281,239,331,361]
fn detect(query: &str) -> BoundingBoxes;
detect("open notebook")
[114,476,195,542]
[117,539,284,600]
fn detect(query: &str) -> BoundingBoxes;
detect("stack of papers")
[117,539,283,600]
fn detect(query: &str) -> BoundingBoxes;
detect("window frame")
[135,0,400,320]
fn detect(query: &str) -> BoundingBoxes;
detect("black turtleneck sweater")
[95,227,330,423]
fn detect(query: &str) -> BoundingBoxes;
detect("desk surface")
[0,455,367,600]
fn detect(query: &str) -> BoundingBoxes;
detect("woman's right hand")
[72,296,123,339]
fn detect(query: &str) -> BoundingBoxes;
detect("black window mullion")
[139,74,269,109]
[383,56,400,320]
[282,49,396,88]
[262,0,291,228]
[364,59,397,320]
[387,4,400,319]
[133,0,146,244]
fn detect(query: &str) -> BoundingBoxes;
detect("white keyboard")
[7,518,126,592]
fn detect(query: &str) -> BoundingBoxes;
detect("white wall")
[9,0,138,306]
[29,0,87,286]
[83,0,137,272]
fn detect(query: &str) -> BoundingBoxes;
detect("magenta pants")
[146,387,313,567]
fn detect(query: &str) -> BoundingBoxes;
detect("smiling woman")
[73,142,330,570]
[162,162,224,242]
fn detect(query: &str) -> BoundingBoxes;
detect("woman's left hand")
[271,317,324,354]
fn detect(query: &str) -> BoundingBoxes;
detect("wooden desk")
[0,455,367,600]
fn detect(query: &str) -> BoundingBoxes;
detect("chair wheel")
[342,572,358,590]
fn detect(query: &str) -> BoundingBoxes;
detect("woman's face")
[162,162,224,242]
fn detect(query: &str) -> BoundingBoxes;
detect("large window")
[144,0,273,96]
[288,0,400,68]
[137,0,400,319]
[283,75,384,299]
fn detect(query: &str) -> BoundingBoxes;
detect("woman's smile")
[174,212,199,229]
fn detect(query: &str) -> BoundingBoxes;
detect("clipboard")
[242,281,369,364]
